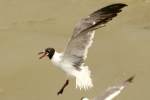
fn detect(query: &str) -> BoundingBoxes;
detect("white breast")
[51,51,75,76]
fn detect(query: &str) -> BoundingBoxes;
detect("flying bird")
[38,3,127,95]
[81,76,134,100]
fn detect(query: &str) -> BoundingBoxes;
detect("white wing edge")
[93,76,135,100]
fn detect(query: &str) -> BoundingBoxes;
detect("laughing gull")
[81,76,134,100]
[38,3,127,95]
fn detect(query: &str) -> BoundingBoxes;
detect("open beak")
[38,51,48,59]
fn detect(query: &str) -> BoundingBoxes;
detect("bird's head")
[38,48,55,59]
[81,97,89,100]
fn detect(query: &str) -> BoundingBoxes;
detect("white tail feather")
[74,66,93,90]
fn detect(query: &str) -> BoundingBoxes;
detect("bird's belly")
[57,62,76,77]
[51,57,77,77]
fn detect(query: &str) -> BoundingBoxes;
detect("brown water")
[0,0,150,100]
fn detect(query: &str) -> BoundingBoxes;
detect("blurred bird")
[38,3,127,95]
[81,76,134,100]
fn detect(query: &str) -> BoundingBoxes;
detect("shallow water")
[0,0,150,100]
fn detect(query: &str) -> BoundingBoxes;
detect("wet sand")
[0,0,150,100]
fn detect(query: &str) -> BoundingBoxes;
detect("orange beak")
[38,51,48,59]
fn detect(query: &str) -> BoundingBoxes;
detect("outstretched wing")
[62,3,127,69]
[93,76,134,100]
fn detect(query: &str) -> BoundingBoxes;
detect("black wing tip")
[125,75,135,83]
[103,3,128,10]
[91,3,127,16]
[100,3,127,14]
[109,3,128,8]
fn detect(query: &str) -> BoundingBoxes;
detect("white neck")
[51,51,62,66]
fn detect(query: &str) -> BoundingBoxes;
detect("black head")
[45,48,55,59]
[38,47,55,59]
